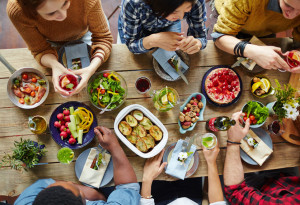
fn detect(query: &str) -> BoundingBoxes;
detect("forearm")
[207,162,224,203]
[110,145,137,185]
[141,180,152,198]
[143,34,158,50]
[41,53,63,69]
[215,35,241,55]
[224,144,244,186]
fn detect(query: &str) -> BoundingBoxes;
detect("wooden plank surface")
[0,39,299,197]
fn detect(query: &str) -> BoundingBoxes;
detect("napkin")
[65,43,90,69]
[165,139,196,180]
[79,148,111,188]
[240,129,273,166]
[152,48,188,80]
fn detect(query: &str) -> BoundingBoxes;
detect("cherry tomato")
[25,87,31,94]
[244,112,248,117]
[30,91,35,97]
[19,98,25,104]
[103,73,110,78]
[22,74,28,80]
[32,77,37,83]
[243,116,248,122]
[100,89,105,94]
[35,86,39,91]
[249,115,255,121]
[250,120,254,125]
[253,119,257,125]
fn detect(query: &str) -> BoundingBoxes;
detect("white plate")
[114,104,168,158]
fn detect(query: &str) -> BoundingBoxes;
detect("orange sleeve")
[86,0,113,62]
[6,1,58,66]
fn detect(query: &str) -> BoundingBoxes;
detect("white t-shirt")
[140,197,227,205]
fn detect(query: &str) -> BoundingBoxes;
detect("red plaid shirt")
[225,176,300,205]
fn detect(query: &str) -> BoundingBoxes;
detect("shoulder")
[215,0,257,12]
[6,0,26,21]
[122,0,147,12]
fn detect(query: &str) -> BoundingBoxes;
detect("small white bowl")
[241,101,268,128]
[7,68,49,109]
[114,104,168,158]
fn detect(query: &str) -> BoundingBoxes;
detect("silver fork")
[95,145,106,169]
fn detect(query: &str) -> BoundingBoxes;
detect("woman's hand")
[245,45,290,71]
[51,63,74,96]
[142,149,167,183]
[144,32,184,51]
[178,36,202,54]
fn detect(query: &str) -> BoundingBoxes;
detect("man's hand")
[147,32,184,51]
[245,45,290,71]
[203,142,220,165]
[178,36,202,54]
[142,150,167,183]
[94,126,120,152]
[227,111,250,143]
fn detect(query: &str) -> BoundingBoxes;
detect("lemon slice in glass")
[251,82,262,93]
[161,94,168,105]
[167,92,176,104]
[260,78,270,93]
[61,76,70,88]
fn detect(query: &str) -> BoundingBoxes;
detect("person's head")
[17,0,70,21]
[33,181,85,205]
[144,0,195,21]
[279,0,300,19]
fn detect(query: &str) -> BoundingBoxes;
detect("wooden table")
[0,39,299,197]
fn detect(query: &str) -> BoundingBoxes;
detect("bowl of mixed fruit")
[251,76,274,98]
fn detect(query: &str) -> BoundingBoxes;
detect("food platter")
[201,65,243,107]
[49,101,97,149]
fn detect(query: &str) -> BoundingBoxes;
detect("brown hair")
[17,0,46,17]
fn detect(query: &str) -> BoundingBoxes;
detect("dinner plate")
[75,146,114,188]
[201,65,243,107]
[163,142,199,178]
[240,128,273,165]
[49,101,97,149]
[153,50,190,81]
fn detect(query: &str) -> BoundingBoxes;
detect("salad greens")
[88,72,126,110]
[243,101,269,124]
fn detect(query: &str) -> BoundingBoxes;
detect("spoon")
[99,102,113,114]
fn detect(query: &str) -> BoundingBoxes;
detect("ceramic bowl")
[241,101,268,128]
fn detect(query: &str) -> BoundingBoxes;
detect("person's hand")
[289,66,300,73]
[94,126,120,151]
[153,32,184,51]
[246,45,290,71]
[71,66,95,95]
[52,64,74,96]
[227,111,250,142]
[142,150,167,182]
[178,36,202,54]
[203,142,220,165]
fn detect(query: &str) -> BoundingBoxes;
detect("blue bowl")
[49,101,97,149]
[241,101,268,128]
[178,93,206,134]
[201,65,243,107]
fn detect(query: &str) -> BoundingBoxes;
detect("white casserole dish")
[114,104,168,158]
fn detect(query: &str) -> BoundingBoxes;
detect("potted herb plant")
[0,138,46,171]
[266,80,300,122]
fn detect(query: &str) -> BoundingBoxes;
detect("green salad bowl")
[87,70,127,112]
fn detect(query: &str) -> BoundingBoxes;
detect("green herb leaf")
[66,83,74,89]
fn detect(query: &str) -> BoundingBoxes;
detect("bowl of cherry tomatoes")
[241,100,269,128]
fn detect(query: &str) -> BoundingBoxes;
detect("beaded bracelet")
[227,140,241,145]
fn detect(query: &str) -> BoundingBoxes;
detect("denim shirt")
[14,179,141,205]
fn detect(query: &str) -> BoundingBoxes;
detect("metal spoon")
[99,101,113,114]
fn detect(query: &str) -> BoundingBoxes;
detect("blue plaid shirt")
[118,0,207,54]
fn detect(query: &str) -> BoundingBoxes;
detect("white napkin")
[79,148,111,188]
[240,129,273,166]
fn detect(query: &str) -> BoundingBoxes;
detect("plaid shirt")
[119,0,207,54]
[225,176,300,205]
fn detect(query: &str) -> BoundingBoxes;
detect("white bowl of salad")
[87,70,127,111]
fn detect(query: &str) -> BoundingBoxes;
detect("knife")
[231,57,245,68]
[171,55,189,85]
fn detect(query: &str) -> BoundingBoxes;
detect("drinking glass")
[57,147,75,164]
[135,76,151,94]
[267,120,285,136]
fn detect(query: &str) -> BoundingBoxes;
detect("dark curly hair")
[33,185,84,205]
[17,0,46,17]
[144,0,196,18]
